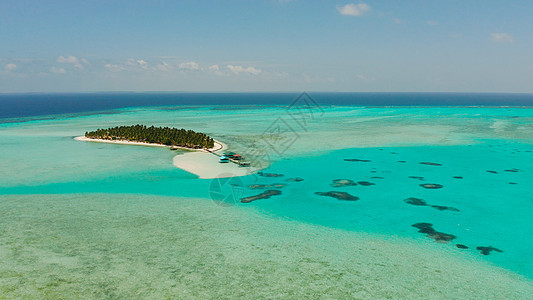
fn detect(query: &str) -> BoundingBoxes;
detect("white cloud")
[490,33,514,43]
[50,67,67,74]
[104,63,125,72]
[101,59,262,76]
[179,61,200,71]
[105,59,178,73]
[154,62,173,72]
[136,59,149,69]
[57,55,79,64]
[392,18,402,24]
[337,3,371,17]
[227,64,262,75]
[427,20,438,26]
[208,64,224,76]
[57,55,85,69]
[105,59,152,72]
[5,63,17,72]
[125,59,150,69]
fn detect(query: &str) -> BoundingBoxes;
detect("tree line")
[85,124,215,149]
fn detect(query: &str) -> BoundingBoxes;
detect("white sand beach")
[75,136,169,148]
[74,136,223,152]
[173,151,260,179]
[75,136,255,179]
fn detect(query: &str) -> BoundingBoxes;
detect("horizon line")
[2,91,533,96]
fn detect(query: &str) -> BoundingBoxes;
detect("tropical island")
[76,124,259,179]
[81,124,216,150]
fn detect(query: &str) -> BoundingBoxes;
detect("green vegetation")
[85,125,215,149]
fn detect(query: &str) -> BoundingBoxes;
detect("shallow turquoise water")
[239,142,533,277]
[1,105,532,296]
[2,139,532,278]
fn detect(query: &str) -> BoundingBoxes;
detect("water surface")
[0,96,532,297]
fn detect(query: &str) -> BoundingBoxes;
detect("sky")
[1,0,532,93]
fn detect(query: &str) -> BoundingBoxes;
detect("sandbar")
[172,152,260,179]
[75,136,257,179]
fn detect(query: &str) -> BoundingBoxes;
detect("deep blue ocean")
[1,92,533,120]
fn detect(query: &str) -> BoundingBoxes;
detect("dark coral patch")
[420,162,442,166]
[476,246,503,255]
[509,182,518,185]
[390,152,399,155]
[411,223,456,243]
[453,176,463,179]
[404,198,459,212]
[248,183,285,189]
[455,244,469,249]
[432,232,456,243]
[504,168,521,173]
[241,190,282,203]
[397,160,407,163]
[357,181,375,186]
[344,158,371,162]
[420,183,443,189]
[409,176,425,181]
[315,191,359,201]
[412,223,433,232]
[257,172,284,178]
[430,205,460,212]
[331,179,357,187]
[404,197,427,206]
[287,177,304,182]
[486,170,498,174]
[371,176,385,179]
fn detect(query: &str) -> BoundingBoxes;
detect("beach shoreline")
[75,136,258,179]
[74,136,224,152]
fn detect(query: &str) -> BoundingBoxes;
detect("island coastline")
[74,136,223,152]
[75,136,259,179]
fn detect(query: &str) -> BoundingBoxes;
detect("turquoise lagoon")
[1,104,532,298]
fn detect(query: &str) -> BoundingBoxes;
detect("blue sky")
[1,0,532,93]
